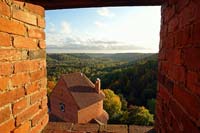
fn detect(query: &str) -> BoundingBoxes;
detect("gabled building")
[49,72,109,124]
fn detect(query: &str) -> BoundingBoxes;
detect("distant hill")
[86,53,154,62]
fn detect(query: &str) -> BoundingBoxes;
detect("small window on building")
[59,103,65,112]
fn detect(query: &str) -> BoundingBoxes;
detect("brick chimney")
[95,78,101,94]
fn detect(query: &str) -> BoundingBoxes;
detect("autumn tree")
[103,89,122,120]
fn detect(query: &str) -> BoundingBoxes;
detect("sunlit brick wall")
[0,0,48,132]
[156,0,200,132]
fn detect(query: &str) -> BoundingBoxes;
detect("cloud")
[94,21,106,28]
[61,21,71,34]
[97,8,115,17]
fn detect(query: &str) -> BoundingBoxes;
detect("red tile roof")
[61,72,105,109]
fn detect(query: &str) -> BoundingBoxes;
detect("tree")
[103,89,122,120]
[127,106,154,126]
[47,80,56,96]
[147,98,156,114]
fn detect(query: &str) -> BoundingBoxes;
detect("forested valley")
[47,53,158,125]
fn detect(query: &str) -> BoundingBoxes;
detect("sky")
[45,6,161,53]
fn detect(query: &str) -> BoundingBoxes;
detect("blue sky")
[45,6,161,53]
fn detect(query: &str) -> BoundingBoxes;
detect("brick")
[31,115,49,133]
[0,17,26,36]
[32,108,48,126]
[175,0,190,13]
[174,26,192,48]
[29,50,46,59]
[28,28,45,39]
[0,1,10,17]
[13,121,30,133]
[192,22,200,46]
[11,73,30,86]
[30,89,47,104]
[0,119,15,133]
[100,124,128,133]
[39,40,46,49]
[13,36,38,50]
[37,16,46,28]
[12,1,24,8]
[40,78,47,88]
[0,106,11,123]
[30,69,46,82]
[0,32,11,47]
[179,2,197,27]
[25,81,40,95]
[168,17,179,33]
[169,65,186,83]
[186,71,200,97]
[41,96,48,109]
[173,85,200,121]
[0,87,25,107]
[163,5,175,23]
[25,3,45,17]
[0,77,9,91]
[0,49,22,61]
[183,48,200,70]
[14,60,40,73]
[13,8,37,25]
[12,97,28,115]
[16,102,40,126]
[0,63,12,76]
[40,60,47,68]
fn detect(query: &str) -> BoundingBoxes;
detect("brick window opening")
[59,103,65,112]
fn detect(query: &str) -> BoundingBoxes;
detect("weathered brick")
[13,36,38,50]
[28,28,45,40]
[25,81,40,95]
[16,102,40,126]
[0,49,22,61]
[168,17,179,33]
[32,108,48,126]
[37,16,46,28]
[14,60,40,73]
[0,32,11,47]
[0,1,10,17]
[30,89,46,104]
[13,121,30,133]
[29,50,46,59]
[12,0,24,8]
[39,40,46,49]
[30,69,46,82]
[11,73,30,86]
[12,97,28,115]
[0,87,25,107]
[40,78,47,88]
[25,3,45,17]
[192,22,200,46]
[173,85,200,122]
[169,65,186,83]
[186,71,200,97]
[0,17,26,35]
[179,1,197,27]
[13,8,37,25]
[0,106,11,123]
[183,48,200,70]
[41,96,48,109]
[0,77,9,91]
[0,63,12,76]
[0,119,15,133]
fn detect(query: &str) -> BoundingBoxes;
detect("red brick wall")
[50,78,79,123]
[78,101,103,123]
[156,0,200,132]
[0,0,48,132]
